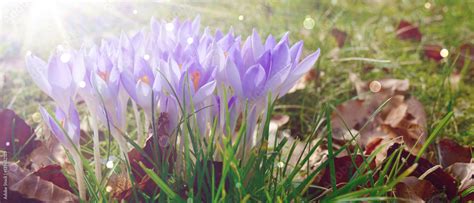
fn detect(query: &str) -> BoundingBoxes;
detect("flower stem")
[90,116,102,181]
[71,149,86,200]
[132,101,144,146]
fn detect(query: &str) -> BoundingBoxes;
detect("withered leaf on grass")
[128,113,176,182]
[332,76,427,153]
[0,109,39,159]
[438,139,472,168]
[386,143,458,200]
[394,176,437,202]
[34,165,73,193]
[446,163,474,202]
[396,20,422,42]
[6,163,78,203]
[381,97,427,153]
[120,112,176,200]
[455,43,474,69]
[314,155,375,189]
[107,174,132,199]
[446,163,474,193]
[26,135,69,172]
[423,44,443,62]
[331,28,348,48]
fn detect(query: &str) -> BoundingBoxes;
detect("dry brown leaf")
[333,75,427,153]
[26,134,69,171]
[7,163,79,203]
[438,139,472,168]
[331,28,348,48]
[381,97,427,153]
[423,44,443,62]
[446,163,474,192]
[0,109,40,160]
[396,20,422,42]
[394,176,437,202]
[108,174,132,198]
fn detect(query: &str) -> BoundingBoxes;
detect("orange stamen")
[98,71,109,82]
[191,71,201,90]
[140,75,150,85]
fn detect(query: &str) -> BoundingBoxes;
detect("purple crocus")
[39,104,80,149]
[214,30,320,145]
[26,49,79,113]
[121,55,158,120]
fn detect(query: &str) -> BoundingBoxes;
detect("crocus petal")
[293,48,320,76]
[40,107,68,147]
[251,29,264,59]
[270,42,290,78]
[243,64,266,100]
[224,59,243,97]
[289,41,303,63]
[120,70,138,102]
[48,54,73,90]
[194,80,216,104]
[264,34,276,50]
[25,54,51,94]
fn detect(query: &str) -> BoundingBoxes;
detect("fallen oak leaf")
[26,133,69,172]
[331,28,348,48]
[0,109,40,160]
[394,176,437,202]
[34,165,73,193]
[446,163,474,193]
[381,97,427,154]
[396,20,422,42]
[454,43,474,70]
[315,155,376,189]
[423,44,443,62]
[7,163,79,203]
[386,143,458,200]
[438,139,472,168]
[120,112,176,201]
[107,174,132,199]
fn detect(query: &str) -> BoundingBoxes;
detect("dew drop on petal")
[143,54,150,61]
[106,160,114,169]
[369,80,382,93]
[187,37,194,44]
[5,142,10,147]
[57,45,65,51]
[440,48,449,58]
[165,23,174,31]
[78,81,86,88]
[303,16,315,30]
[60,53,71,63]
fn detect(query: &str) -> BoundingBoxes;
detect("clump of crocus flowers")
[25,17,320,199]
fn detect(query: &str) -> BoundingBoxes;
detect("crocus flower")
[25,49,80,113]
[26,17,321,165]
[39,104,80,149]
[215,30,320,145]
[121,55,158,120]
